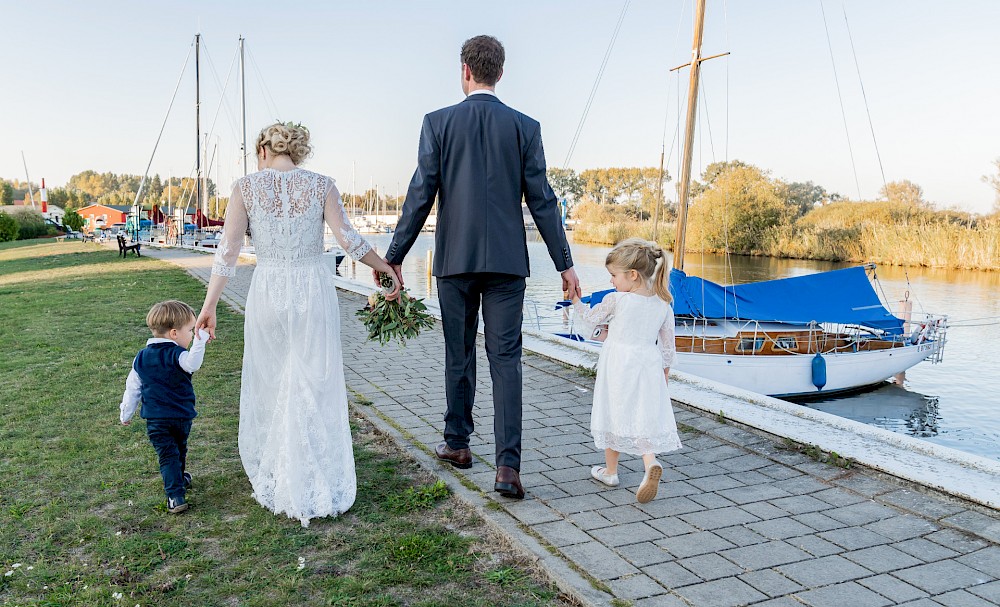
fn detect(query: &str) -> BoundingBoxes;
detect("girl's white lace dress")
[574,292,683,455]
[212,168,372,526]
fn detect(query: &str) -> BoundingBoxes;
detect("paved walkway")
[143,245,1000,607]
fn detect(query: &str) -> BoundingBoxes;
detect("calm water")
[337,232,1000,461]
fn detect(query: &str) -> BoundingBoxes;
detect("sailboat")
[561,0,947,398]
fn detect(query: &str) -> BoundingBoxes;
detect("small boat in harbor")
[557,264,946,398]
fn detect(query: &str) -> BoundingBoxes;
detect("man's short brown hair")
[146,300,196,336]
[461,35,505,86]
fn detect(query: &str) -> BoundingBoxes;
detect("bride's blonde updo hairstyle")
[605,237,673,303]
[256,122,312,165]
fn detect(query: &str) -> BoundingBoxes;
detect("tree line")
[0,172,223,216]
[560,160,1000,270]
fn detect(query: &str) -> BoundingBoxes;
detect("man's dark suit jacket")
[386,93,573,276]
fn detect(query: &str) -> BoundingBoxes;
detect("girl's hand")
[196,307,217,340]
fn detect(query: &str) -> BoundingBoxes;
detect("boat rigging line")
[842,3,887,192]
[819,0,862,200]
[246,46,281,122]
[200,37,243,154]
[130,40,195,215]
[562,0,631,169]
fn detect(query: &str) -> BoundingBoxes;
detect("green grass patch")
[0,240,568,607]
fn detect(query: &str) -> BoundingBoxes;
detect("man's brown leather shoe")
[435,443,472,469]
[494,466,525,499]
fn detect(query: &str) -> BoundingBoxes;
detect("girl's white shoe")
[636,461,663,503]
[590,466,620,487]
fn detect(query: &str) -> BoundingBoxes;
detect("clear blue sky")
[3,0,999,212]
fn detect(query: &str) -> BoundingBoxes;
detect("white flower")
[4,571,13,577]
[113,592,123,600]
[297,556,305,571]
[116,531,122,536]
[11,564,21,569]
[185,574,192,580]
[26,566,33,571]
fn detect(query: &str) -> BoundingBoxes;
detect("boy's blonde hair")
[605,238,673,304]
[146,300,197,336]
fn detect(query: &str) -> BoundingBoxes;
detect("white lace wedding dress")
[212,168,372,526]
[573,292,683,455]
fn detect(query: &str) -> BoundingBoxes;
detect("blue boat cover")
[668,266,904,335]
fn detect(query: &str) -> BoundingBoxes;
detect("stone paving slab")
[144,246,1000,607]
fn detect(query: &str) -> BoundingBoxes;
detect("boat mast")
[20,151,36,209]
[673,0,707,272]
[195,33,202,215]
[240,36,248,177]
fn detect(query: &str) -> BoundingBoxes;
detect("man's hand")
[561,266,581,300]
[372,260,405,291]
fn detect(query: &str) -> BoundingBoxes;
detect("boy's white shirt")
[119,330,210,423]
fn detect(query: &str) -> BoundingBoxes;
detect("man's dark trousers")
[437,273,525,471]
[146,418,192,499]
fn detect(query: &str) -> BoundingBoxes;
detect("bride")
[196,122,399,526]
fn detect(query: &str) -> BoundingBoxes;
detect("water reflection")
[802,383,941,438]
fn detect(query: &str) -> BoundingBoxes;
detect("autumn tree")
[879,180,927,207]
[0,181,12,205]
[688,163,788,254]
[983,158,1000,214]
[63,210,84,231]
[546,168,583,203]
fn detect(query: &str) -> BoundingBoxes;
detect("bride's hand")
[196,307,217,340]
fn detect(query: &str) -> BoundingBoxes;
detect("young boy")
[120,300,210,513]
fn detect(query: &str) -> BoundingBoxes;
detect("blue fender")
[811,352,827,391]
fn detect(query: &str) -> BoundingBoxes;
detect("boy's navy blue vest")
[134,342,197,419]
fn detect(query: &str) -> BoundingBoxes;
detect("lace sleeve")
[572,293,619,336]
[211,182,249,277]
[659,303,677,369]
[324,177,372,261]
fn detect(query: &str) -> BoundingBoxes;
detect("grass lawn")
[0,240,571,607]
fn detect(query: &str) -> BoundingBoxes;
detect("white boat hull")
[675,341,941,398]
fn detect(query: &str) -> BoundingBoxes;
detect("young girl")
[570,238,682,503]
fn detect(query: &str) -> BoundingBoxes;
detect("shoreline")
[568,231,1000,273]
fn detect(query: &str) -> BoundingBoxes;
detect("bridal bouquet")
[356,273,435,346]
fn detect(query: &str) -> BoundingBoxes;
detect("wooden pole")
[652,147,665,242]
[240,36,248,177]
[673,0,707,272]
[195,33,202,215]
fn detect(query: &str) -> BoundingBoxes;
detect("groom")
[383,35,580,499]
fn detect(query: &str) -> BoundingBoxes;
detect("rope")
[246,46,281,121]
[201,38,242,154]
[130,41,195,211]
[658,1,689,189]
[562,0,631,168]
[842,4,887,192]
[819,0,862,200]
